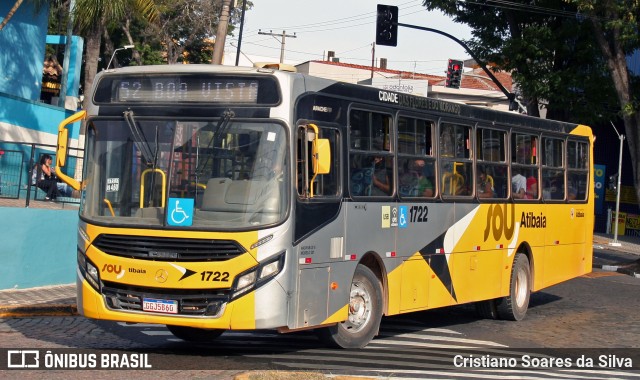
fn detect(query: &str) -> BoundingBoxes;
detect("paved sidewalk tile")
[0,284,75,306]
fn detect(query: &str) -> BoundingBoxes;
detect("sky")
[223,0,473,76]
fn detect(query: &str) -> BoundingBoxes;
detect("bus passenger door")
[293,123,345,328]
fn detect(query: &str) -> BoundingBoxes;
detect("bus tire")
[166,325,224,342]
[474,299,498,319]
[497,253,531,321]
[316,264,383,349]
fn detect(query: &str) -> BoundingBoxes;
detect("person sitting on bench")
[32,154,59,201]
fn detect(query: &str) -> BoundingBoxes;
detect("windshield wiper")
[195,109,235,176]
[124,110,154,166]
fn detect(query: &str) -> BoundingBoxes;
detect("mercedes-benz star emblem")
[155,269,168,283]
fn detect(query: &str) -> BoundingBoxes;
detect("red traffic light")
[446,59,464,89]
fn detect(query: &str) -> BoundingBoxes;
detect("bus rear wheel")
[316,264,383,349]
[474,299,498,319]
[166,325,224,342]
[497,253,531,321]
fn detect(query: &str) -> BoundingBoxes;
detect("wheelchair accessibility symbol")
[168,198,194,226]
[398,206,408,228]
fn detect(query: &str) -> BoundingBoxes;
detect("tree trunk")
[80,26,102,134]
[102,28,115,68]
[0,0,24,32]
[122,17,141,65]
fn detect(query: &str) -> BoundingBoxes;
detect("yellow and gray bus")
[56,64,593,348]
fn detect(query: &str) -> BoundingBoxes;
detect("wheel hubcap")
[514,267,528,307]
[344,281,371,332]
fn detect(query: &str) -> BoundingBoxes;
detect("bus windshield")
[81,116,288,229]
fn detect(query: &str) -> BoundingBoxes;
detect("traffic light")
[445,59,464,89]
[375,4,398,47]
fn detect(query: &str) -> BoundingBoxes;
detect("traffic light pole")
[397,22,526,113]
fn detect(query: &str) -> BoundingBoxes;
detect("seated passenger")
[477,167,494,198]
[371,156,392,196]
[512,170,526,199]
[525,177,538,199]
[399,159,434,197]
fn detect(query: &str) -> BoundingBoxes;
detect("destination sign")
[93,74,280,105]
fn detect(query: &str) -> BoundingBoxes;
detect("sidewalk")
[0,233,638,318]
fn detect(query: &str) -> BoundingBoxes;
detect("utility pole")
[371,42,375,79]
[212,0,232,65]
[258,30,297,63]
[610,121,625,247]
[234,0,247,66]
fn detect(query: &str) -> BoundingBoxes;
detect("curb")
[0,304,77,318]
[597,264,640,278]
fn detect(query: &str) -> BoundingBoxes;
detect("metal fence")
[0,141,83,207]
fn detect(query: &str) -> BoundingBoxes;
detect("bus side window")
[511,132,540,201]
[349,109,393,198]
[397,116,435,198]
[541,137,564,200]
[477,127,507,199]
[440,122,472,197]
[567,140,589,201]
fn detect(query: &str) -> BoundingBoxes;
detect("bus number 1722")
[200,271,230,282]
[409,205,429,223]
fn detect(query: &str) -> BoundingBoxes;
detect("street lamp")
[106,45,135,70]
[609,121,624,247]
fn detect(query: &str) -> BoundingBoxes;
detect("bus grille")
[93,234,246,261]
[102,282,228,317]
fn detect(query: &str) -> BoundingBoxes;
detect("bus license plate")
[142,298,178,314]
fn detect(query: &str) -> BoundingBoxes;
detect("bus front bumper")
[76,272,268,330]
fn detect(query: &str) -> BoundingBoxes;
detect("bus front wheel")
[166,325,224,342]
[497,253,531,321]
[316,264,383,349]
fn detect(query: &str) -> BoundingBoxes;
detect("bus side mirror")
[56,110,86,168]
[57,128,69,167]
[55,110,86,191]
[313,138,331,175]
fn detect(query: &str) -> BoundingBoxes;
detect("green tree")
[143,0,252,64]
[422,0,616,123]
[568,0,640,202]
[72,0,158,117]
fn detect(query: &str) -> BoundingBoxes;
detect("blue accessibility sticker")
[167,198,194,226]
[399,205,408,228]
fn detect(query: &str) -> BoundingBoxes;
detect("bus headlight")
[232,252,285,300]
[259,260,280,279]
[78,249,100,291]
[86,261,100,290]
[236,271,257,292]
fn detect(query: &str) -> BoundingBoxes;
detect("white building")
[295,59,518,113]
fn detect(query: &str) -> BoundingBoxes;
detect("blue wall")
[0,2,49,101]
[0,92,81,139]
[0,207,77,289]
